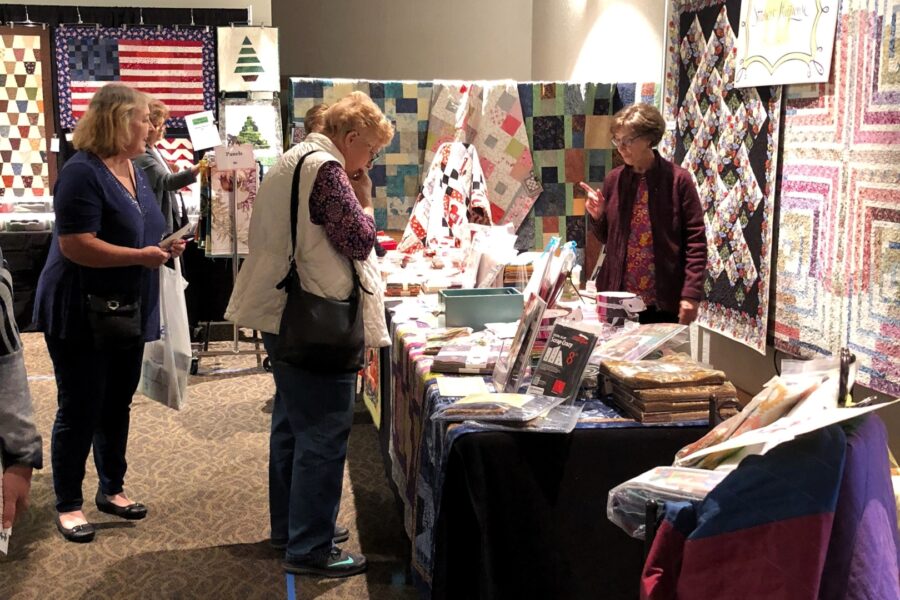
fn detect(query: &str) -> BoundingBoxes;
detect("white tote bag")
[139,261,192,410]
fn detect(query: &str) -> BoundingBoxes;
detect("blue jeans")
[46,335,144,513]
[262,333,356,561]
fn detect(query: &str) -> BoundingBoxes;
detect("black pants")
[639,305,679,324]
[46,335,144,512]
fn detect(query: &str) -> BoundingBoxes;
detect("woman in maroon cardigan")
[581,104,706,324]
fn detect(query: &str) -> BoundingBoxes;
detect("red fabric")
[641,519,686,600]
[623,177,657,306]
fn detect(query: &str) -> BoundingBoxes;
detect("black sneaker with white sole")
[282,547,367,578]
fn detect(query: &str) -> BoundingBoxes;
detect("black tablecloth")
[431,426,705,600]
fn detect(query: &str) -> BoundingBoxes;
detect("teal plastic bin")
[440,287,524,330]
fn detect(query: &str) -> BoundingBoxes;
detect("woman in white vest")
[226,92,393,578]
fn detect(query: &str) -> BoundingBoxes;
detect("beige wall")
[0,0,271,25]
[532,0,665,81]
[273,0,532,80]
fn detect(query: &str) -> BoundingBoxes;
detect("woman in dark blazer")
[132,99,200,233]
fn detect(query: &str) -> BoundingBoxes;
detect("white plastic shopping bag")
[139,261,191,410]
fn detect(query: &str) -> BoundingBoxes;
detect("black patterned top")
[308,161,376,261]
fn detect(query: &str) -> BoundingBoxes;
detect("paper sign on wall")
[735,0,840,88]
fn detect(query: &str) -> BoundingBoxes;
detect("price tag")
[50,136,60,153]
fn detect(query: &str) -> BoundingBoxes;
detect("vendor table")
[377,315,706,599]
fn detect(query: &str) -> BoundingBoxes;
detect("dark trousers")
[262,333,356,561]
[46,335,144,512]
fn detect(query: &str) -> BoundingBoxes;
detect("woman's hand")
[578,182,606,220]
[349,169,373,208]
[678,299,700,324]
[167,239,187,259]
[138,245,171,268]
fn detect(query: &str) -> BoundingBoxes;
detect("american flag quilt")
[55,25,216,130]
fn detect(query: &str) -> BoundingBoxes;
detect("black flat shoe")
[55,516,95,543]
[95,490,148,520]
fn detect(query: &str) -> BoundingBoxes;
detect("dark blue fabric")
[688,424,846,540]
[33,152,166,342]
[46,334,144,512]
[262,333,357,562]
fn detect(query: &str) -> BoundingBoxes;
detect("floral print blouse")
[308,161,376,261]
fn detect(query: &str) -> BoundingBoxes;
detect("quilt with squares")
[773,0,900,395]
[424,81,542,231]
[661,0,782,353]
[0,27,55,200]
[289,78,433,230]
[55,25,216,130]
[517,81,659,252]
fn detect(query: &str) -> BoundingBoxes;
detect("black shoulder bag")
[272,151,366,373]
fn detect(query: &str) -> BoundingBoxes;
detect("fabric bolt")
[216,26,279,92]
[54,25,216,130]
[289,78,433,230]
[623,177,657,306]
[772,0,900,395]
[660,0,782,353]
[219,98,283,167]
[398,142,492,253]
[424,81,542,230]
[0,27,56,199]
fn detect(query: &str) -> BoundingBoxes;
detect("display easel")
[190,145,268,374]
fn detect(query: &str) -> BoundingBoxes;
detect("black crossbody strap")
[288,150,321,262]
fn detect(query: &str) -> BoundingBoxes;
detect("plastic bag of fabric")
[139,261,191,410]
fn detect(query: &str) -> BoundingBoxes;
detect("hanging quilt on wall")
[424,81,542,231]
[290,78,433,230]
[55,25,216,130]
[517,82,615,251]
[219,97,283,167]
[154,137,200,220]
[216,26,279,92]
[774,0,900,395]
[517,81,660,252]
[0,26,56,201]
[661,0,782,353]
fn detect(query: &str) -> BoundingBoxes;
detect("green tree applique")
[235,116,270,149]
[235,36,264,83]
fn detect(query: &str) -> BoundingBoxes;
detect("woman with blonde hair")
[33,83,186,543]
[227,91,393,578]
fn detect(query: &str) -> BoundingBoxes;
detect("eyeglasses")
[370,149,384,163]
[611,134,641,149]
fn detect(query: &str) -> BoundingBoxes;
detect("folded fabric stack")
[502,263,533,289]
[431,337,505,374]
[385,281,423,297]
[601,354,737,423]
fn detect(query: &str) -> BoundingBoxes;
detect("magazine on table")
[527,320,598,402]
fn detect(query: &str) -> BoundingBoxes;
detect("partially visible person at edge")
[32,84,186,544]
[225,91,393,578]
[0,247,42,531]
[580,103,706,324]
[133,98,200,235]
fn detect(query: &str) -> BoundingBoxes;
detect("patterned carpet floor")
[0,334,417,600]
